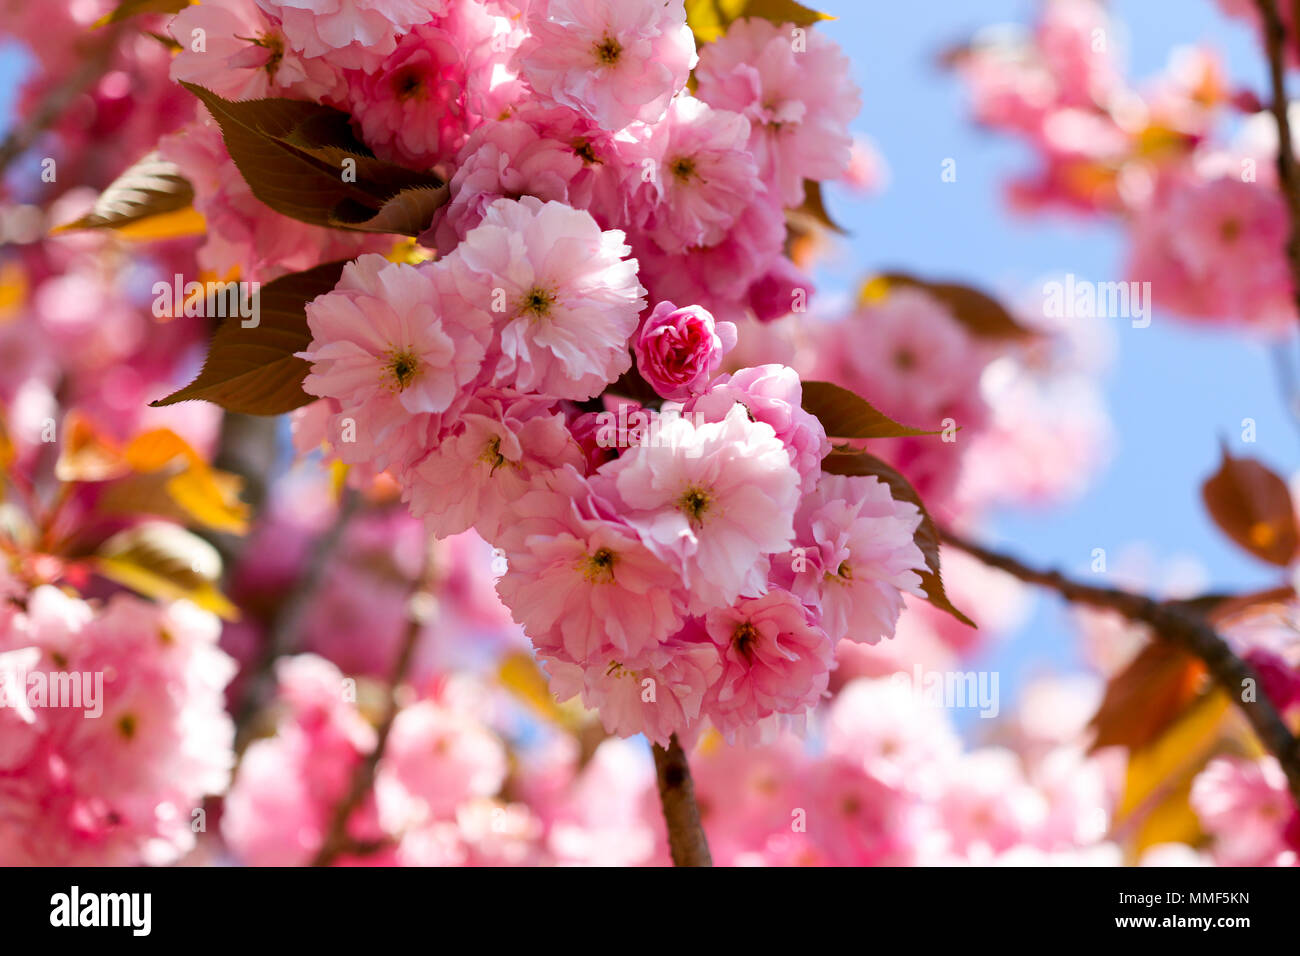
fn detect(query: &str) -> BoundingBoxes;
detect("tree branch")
[207,412,281,573]
[310,563,432,867]
[651,734,712,867]
[1256,0,1300,332]
[939,527,1300,808]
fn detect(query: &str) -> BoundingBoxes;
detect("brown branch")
[651,734,712,867]
[1256,0,1300,331]
[310,563,433,867]
[206,412,281,573]
[939,527,1300,808]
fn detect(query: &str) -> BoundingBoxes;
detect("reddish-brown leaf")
[1201,444,1299,566]
[151,260,347,415]
[801,380,943,442]
[861,273,1036,341]
[1089,642,1210,752]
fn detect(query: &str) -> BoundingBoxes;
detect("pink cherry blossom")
[632,196,787,325]
[428,116,586,252]
[405,389,583,542]
[933,749,1049,858]
[299,254,491,471]
[346,22,482,170]
[685,364,829,492]
[834,286,986,424]
[0,588,236,866]
[1191,756,1299,866]
[494,475,686,662]
[515,0,696,131]
[375,700,507,827]
[702,589,833,740]
[695,17,860,205]
[1127,169,1295,333]
[824,677,963,795]
[626,96,760,253]
[541,626,721,747]
[594,403,802,612]
[169,0,346,102]
[253,0,446,70]
[747,257,815,323]
[440,197,646,400]
[780,473,925,645]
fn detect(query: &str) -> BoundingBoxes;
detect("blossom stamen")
[580,546,617,583]
[732,620,758,661]
[678,485,712,525]
[520,287,556,319]
[572,138,601,165]
[668,156,697,182]
[236,33,285,78]
[392,66,426,101]
[480,435,508,475]
[117,714,137,740]
[593,36,622,66]
[385,348,420,391]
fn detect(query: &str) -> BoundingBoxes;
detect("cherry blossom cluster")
[172,1,930,745]
[161,0,859,315]
[954,0,1298,333]
[222,655,516,865]
[295,206,927,744]
[0,577,235,865]
[6,0,1296,871]
[226,653,1300,867]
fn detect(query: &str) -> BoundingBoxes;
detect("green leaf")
[686,0,833,45]
[180,82,447,236]
[151,260,347,415]
[52,152,194,233]
[801,380,944,441]
[94,0,190,27]
[822,450,975,628]
[861,273,1036,342]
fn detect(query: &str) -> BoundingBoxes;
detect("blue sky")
[0,2,1292,719]
[813,0,1297,702]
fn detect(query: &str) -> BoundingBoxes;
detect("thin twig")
[311,563,433,867]
[939,527,1300,808]
[651,734,712,867]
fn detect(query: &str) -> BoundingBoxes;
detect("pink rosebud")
[632,301,736,401]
